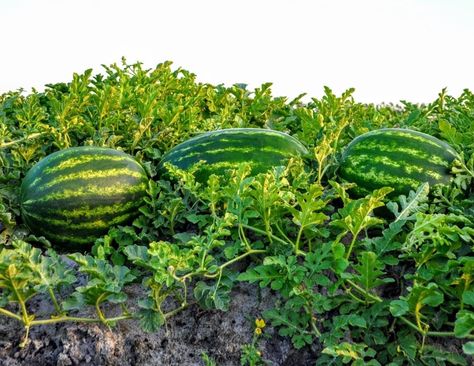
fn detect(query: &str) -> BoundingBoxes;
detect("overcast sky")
[1,0,473,104]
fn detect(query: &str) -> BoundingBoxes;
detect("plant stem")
[275,223,294,247]
[0,307,22,321]
[10,279,31,325]
[304,304,321,337]
[240,224,291,247]
[95,293,108,324]
[343,285,367,304]
[295,226,304,256]
[20,326,31,348]
[30,314,133,326]
[239,224,252,252]
[164,302,190,319]
[204,249,266,279]
[48,287,62,314]
[399,316,474,339]
[346,279,382,303]
[0,132,46,149]
[345,232,359,260]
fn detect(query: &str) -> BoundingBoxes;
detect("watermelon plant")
[0,60,473,364]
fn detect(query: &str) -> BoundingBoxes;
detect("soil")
[0,283,319,366]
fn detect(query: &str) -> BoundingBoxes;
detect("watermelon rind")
[339,128,458,197]
[158,128,310,183]
[20,146,148,247]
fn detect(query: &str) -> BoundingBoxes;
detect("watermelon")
[339,128,458,197]
[158,128,310,183]
[20,146,148,247]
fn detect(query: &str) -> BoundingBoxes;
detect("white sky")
[1,0,473,104]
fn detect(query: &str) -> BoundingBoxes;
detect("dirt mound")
[0,283,317,366]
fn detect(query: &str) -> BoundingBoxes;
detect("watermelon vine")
[1,60,473,365]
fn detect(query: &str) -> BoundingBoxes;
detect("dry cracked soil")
[0,283,318,366]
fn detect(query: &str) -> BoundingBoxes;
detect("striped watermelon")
[20,146,148,247]
[158,128,309,183]
[339,128,458,197]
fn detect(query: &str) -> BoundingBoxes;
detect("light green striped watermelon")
[20,146,148,247]
[339,128,458,197]
[158,128,309,183]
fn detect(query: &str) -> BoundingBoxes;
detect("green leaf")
[62,292,85,311]
[123,245,151,267]
[331,241,349,274]
[352,251,393,292]
[386,182,429,222]
[194,273,235,311]
[332,314,367,331]
[397,332,418,360]
[332,241,346,258]
[367,220,404,265]
[238,255,305,298]
[322,342,373,363]
[66,254,135,306]
[463,341,474,355]
[439,119,462,145]
[403,283,445,332]
[348,314,367,328]
[137,309,165,333]
[223,241,241,260]
[108,225,139,247]
[463,290,474,307]
[404,213,474,264]
[332,187,393,238]
[389,300,409,317]
[420,345,467,365]
[288,184,328,228]
[264,308,313,349]
[455,310,474,338]
[238,264,283,288]
[407,283,444,309]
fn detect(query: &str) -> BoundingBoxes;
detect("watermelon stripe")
[350,130,457,159]
[22,193,145,213]
[173,150,290,169]
[22,213,104,238]
[347,156,447,180]
[24,211,135,230]
[363,129,457,153]
[40,200,140,220]
[20,146,148,247]
[33,228,98,245]
[172,146,291,163]
[159,128,309,184]
[22,182,147,204]
[164,131,306,160]
[352,142,454,166]
[193,162,268,181]
[27,205,140,229]
[35,146,126,167]
[348,148,451,168]
[29,157,141,188]
[339,128,456,197]
[44,154,130,173]
[341,165,423,189]
[33,168,145,192]
[23,153,138,190]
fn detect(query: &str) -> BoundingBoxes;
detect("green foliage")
[1,60,473,363]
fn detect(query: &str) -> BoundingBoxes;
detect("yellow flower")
[255,327,262,335]
[255,318,266,329]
